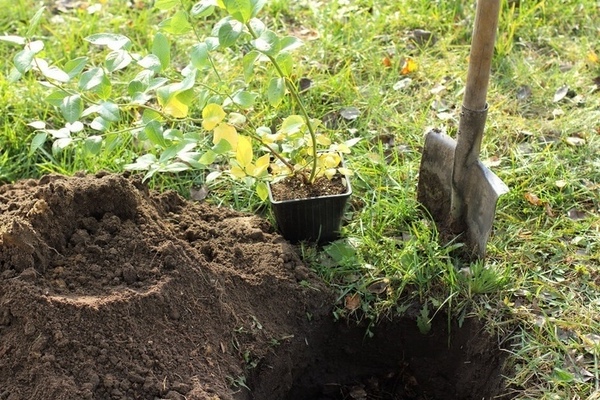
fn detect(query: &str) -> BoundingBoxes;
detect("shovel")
[417,0,509,260]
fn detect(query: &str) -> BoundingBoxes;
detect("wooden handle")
[463,0,501,111]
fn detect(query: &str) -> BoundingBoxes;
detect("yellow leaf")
[236,135,253,167]
[163,95,189,118]
[320,152,341,169]
[338,167,353,176]
[230,165,246,178]
[256,181,269,201]
[401,57,418,75]
[202,104,226,131]
[316,134,331,146]
[213,123,238,150]
[587,50,599,64]
[254,154,270,176]
[324,168,337,179]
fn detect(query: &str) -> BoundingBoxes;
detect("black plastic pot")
[268,175,352,244]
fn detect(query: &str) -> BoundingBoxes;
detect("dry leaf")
[190,186,209,201]
[367,280,388,294]
[344,293,361,311]
[524,192,543,206]
[516,85,532,101]
[484,155,502,167]
[555,180,567,188]
[566,137,586,146]
[401,57,418,75]
[545,203,555,217]
[393,78,412,91]
[567,209,587,221]
[553,85,569,102]
[382,56,392,68]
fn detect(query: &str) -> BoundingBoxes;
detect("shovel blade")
[417,129,509,260]
[417,129,455,228]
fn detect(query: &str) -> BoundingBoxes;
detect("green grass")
[1,0,600,398]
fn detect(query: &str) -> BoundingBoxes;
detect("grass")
[1,0,600,398]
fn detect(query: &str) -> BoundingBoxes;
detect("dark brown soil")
[0,172,510,400]
[269,175,349,202]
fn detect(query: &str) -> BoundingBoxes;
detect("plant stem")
[246,23,319,184]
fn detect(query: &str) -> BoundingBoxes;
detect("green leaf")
[249,0,267,18]
[142,109,163,124]
[190,43,210,69]
[144,121,167,148]
[256,181,268,201]
[137,54,162,73]
[0,35,26,45]
[79,67,105,91]
[161,162,190,173]
[26,7,46,37]
[154,0,178,10]
[85,33,131,50]
[64,57,88,78]
[152,32,170,70]
[13,49,35,74]
[191,0,218,17]
[267,77,285,107]
[252,29,280,56]
[29,132,48,154]
[90,117,110,131]
[125,153,158,171]
[223,0,253,23]
[275,52,293,77]
[105,50,132,72]
[45,90,68,107]
[199,150,217,164]
[159,10,192,35]
[60,95,83,124]
[218,20,243,48]
[279,36,303,52]
[98,101,120,122]
[84,135,103,155]
[242,50,260,82]
[38,62,70,83]
[232,90,257,109]
[553,368,574,382]
[280,115,305,135]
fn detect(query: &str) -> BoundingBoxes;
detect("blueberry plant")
[6,0,358,200]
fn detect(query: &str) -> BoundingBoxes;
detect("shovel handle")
[463,0,501,111]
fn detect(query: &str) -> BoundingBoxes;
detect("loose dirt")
[0,172,509,400]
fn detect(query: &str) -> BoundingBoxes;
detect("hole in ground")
[248,313,511,400]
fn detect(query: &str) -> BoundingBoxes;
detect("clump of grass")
[1,0,600,398]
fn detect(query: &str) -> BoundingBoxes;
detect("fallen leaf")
[553,85,569,102]
[516,85,532,101]
[545,203,555,217]
[409,29,435,46]
[565,137,586,146]
[349,386,367,399]
[340,107,360,121]
[567,209,587,221]
[587,50,599,64]
[190,185,209,201]
[484,155,502,167]
[401,57,418,75]
[344,293,361,311]
[393,77,412,91]
[298,77,312,92]
[382,56,392,68]
[555,180,567,188]
[367,280,388,294]
[525,192,543,206]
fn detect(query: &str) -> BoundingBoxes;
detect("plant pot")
[267,175,352,244]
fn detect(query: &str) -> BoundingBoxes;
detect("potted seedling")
[185,0,358,243]
[7,0,358,243]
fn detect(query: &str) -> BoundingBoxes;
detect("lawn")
[1,0,599,398]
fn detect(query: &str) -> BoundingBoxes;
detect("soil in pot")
[268,175,348,202]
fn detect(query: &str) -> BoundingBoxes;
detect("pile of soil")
[0,172,335,400]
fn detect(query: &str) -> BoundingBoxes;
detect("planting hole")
[248,314,509,400]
